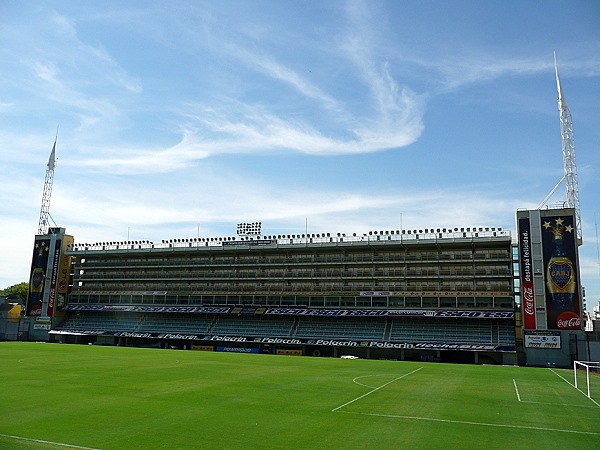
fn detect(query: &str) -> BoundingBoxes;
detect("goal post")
[573,361,600,399]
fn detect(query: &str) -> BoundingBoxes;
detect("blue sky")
[1,1,599,311]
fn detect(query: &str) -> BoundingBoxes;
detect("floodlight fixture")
[237,221,262,236]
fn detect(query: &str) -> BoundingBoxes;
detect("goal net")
[573,361,600,400]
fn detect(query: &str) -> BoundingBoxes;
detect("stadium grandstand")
[47,226,518,364]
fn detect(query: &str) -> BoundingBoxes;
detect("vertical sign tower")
[516,55,584,360]
[26,139,73,323]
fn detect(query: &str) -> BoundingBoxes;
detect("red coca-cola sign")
[518,218,536,329]
[523,287,535,316]
[556,311,581,330]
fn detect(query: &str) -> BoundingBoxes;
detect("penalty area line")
[513,379,521,402]
[336,411,600,436]
[550,368,600,408]
[332,367,423,412]
[0,433,101,449]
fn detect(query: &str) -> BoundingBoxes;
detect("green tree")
[1,282,29,303]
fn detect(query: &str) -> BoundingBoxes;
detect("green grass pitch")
[0,342,598,449]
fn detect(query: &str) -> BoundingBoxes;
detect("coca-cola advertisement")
[541,214,582,330]
[46,238,62,317]
[518,217,536,330]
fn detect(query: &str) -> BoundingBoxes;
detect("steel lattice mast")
[37,138,56,235]
[538,54,582,245]
[555,53,582,245]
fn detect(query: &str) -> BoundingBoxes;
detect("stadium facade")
[24,225,520,365]
[18,211,598,366]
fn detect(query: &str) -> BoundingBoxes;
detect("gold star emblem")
[35,241,49,257]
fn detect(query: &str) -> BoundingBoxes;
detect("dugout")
[49,331,95,345]
[305,345,332,358]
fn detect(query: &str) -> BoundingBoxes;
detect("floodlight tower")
[538,53,582,245]
[37,137,57,235]
[555,54,582,245]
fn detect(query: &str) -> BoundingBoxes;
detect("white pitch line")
[332,367,423,412]
[549,368,575,387]
[513,379,521,402]
[549,368,600,408]
[0,433,101,449]
[519,400,599,409]
[352,374,396,389]
[336,411,600,436]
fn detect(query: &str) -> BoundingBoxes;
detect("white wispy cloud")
[32,61,60,84]
[434,56,553,92]
[73,100,424,174]
[233,46,341,111]
[49,10,143,93]
[0,100,13,111]
[50,167,524,240]
[1,10,141,142]
[56,1,425,174]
